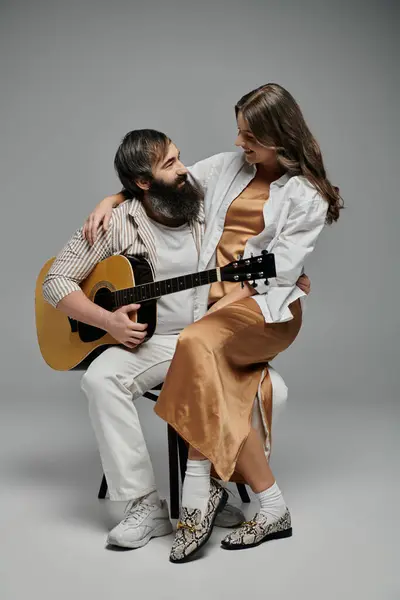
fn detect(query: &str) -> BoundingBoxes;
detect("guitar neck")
[113,268,220,307]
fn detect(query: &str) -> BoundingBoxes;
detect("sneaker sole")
[215,507,245,529]
[169,489,229,564]
[107,522,173,549]
[221,526,293,550]
[214,518,244,529]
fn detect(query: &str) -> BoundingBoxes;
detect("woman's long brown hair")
[235,83,343,224]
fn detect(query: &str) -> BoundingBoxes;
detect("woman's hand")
[82,193,124,246]
[296,274,311,295]
[206,273,311,316]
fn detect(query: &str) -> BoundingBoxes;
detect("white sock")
[256,482,287,521]
[181,459,211,519]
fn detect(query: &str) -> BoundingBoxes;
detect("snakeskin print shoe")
[221,508,292,550]
[169,479,228,563]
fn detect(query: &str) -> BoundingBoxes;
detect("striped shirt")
[42,197,205,308]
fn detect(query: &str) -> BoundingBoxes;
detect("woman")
[84,83,342,563]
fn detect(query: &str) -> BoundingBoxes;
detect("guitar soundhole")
[78,287,114,343]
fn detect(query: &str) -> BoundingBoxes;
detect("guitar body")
[36,249,275,372]
[35,255,157,371]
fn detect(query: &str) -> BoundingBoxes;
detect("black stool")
[97,384,250,518]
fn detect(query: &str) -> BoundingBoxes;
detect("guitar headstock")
[220,251,276,287]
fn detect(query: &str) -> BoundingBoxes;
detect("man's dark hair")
[114,129,171,199]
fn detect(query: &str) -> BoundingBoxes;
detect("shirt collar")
[271,171,291,188]
[241,156,291,188]
[127,197,145,219]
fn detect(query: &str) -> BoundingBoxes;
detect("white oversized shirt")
[188,152,328,323]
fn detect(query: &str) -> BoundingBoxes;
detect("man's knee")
[81,362,114,397]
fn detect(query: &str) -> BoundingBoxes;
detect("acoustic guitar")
[35,252,276,371]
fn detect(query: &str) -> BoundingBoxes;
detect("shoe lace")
[122,499,152,524]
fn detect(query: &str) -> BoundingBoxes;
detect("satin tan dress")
[154,178,302,481]
[207,178,269,304]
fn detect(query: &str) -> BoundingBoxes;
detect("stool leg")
[167,425,180,519]
[237,483,250,503]
[177,436,188,483]
[98,474,108,499]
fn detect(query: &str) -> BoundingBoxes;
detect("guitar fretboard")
[113,268,219,307]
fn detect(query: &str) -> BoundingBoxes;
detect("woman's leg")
[155,299,302,483]
[235,427,275,492]
[161,300,301,560]
[187,429,285,518]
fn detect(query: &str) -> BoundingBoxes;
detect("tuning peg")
[264,279,269,286]
[237,253,243,261]
[240,281,245,289]
[261,250,268,255]
[252,280,258,288]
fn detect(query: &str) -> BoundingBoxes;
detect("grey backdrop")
[1,1,398,599]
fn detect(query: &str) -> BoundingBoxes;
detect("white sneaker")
[107,495,173,549]
[215,502,245,528]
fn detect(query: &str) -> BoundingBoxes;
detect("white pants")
[81,335,288,502]
[81,334,179,500]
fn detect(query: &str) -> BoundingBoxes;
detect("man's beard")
[147,175,203,222]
